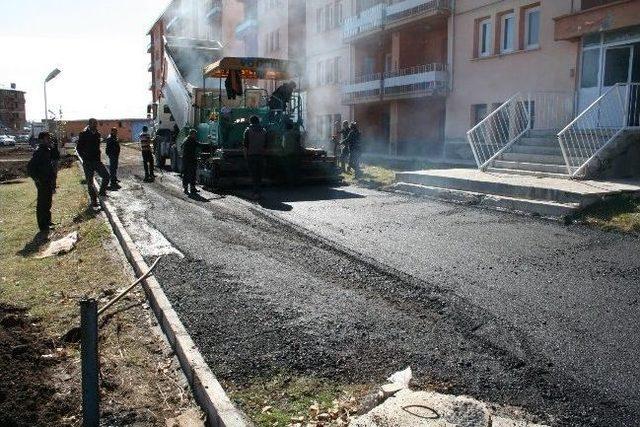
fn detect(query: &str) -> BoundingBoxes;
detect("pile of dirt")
[0,303,75,426]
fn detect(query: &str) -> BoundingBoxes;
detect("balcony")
[343,3,385,41]
[235,18,258,37]
[342,73,383,104]
[147,41,153,53]
[554,0,640,40]
[343,0,451,42]
[342,63,448,104]
[385,0,452,28]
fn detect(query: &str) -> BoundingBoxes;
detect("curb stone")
[83,161,250,427]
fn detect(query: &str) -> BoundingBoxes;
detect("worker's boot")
[189,184,197,195]
[183,186,189,195]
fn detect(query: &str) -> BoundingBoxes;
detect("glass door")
[601,46,633,127]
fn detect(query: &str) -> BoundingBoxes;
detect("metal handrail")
[383,63,446,78]
[466,93,531,170]
[557,83,639,178]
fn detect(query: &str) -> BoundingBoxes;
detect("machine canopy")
[203,57,298,80]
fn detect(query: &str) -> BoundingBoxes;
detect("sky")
[0,0,170,122]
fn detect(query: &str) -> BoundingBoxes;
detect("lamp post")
[44,68,61,130]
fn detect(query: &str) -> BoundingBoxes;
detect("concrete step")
[508,144,563,156]
[491,160,568,175]
[391,182,581,219]
[518,137,560,147]
[395,170,603,204]
[487,166,569,178]
[499,152,565,164]
[527,129,562,137]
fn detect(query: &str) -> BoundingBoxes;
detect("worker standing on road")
[27,132,55,233]
[338,120,350,173]
[282,120,301,186]
[105,127,121,190]
[182,129,199,196]
[140,126,155,182]
[345,122,362,178]
[243,115,267,199]
[77,118,110,207]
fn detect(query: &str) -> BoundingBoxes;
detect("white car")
[0,135,16,146]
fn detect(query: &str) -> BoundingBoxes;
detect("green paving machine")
[185,57,340,188]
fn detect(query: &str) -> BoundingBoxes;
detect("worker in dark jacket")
[267,81,296,122]
[27,132,55,232]
[77,118,110,206]
[343,122,362,178]
[50,135,61,193]
[104,127,121,189]
[243,115,267,198]
[181,129,199,195]
[140,126,154,182]
[337,120,350,172]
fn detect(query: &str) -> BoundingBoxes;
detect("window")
[479,18,492,57]
[335,1,343,27]
[525,7,540,49]
[580,48,600,88]
[501,13,515,53]
[325,5,332,31]
[472,104,488,126]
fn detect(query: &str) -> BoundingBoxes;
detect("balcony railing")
[342,3,385,40]
[342,64,448,104]
[235,18,257,37]
[147,41,153,53]
[385,0,452,23]
[343,0,451,41]
[383,63,448,96]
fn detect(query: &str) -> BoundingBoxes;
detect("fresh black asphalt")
[109,152,640,426]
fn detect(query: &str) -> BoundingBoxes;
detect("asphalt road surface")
[105,148,640,426]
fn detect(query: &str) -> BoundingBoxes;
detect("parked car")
[0,135,17,146]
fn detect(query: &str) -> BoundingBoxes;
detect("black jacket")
[105,135,120,157]
[268,84,293,110]
[343,128,361,151]
[77,127,102,162]
[27,144,54,184]
[182,136,198,168]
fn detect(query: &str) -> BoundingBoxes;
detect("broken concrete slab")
[351,389,547,427]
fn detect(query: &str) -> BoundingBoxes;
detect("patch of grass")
[228,374,371,426]
[0,166,127,337]
[574,194,640,233]
[342,164,396,189]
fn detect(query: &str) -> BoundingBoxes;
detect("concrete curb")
[81,161,250,427]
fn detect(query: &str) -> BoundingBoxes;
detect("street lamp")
[44,68,61,130]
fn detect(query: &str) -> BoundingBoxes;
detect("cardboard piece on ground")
[38,231,78,258]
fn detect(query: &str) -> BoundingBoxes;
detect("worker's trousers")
[36,181,53,231]
[82,160,109,203]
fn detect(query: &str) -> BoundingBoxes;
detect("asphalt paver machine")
[190,57,340,188]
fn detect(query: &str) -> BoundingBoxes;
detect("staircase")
[488,130,568,177]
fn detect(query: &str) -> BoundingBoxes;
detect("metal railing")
[386,0,452,23]
[526,91,575,131]
[466,93,531,170]
[557,83,640,178]
[342,3,385,39]
[382,63,446,78]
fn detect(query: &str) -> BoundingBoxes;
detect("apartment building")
[0,84,26,131]
[235,0,259,55]
[306,0,350,147]
[341,0,451,157]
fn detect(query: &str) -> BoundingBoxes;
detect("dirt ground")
[0,164,204,426]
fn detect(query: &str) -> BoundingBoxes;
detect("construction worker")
[77,118,110,206]
[243,115,267,199]
[140,125,155,182]
[268,81,296,122]
[182,129,199,195]
[338,120,350,173]
[345,122,362,178]
[50,134,61,193]
[27,132,55,232]
[282,120,301,185]
[104,127,121,189]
